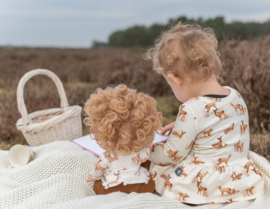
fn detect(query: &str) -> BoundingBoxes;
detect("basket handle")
[17,69,69,131]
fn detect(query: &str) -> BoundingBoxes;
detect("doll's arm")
[139,146,151,163]
[87,154,108,182]
[148,104,197,165]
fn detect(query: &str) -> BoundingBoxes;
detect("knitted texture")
[0,141,269,209]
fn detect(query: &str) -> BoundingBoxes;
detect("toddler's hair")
[83,84,162,155]
[144,21,222,83]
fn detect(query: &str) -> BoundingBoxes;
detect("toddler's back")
[186,86,250,165]
[149,85,264,204]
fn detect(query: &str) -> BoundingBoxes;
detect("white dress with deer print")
[89,147,151,189]
[148,86,264,205]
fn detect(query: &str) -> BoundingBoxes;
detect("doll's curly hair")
[144,21,222,83]
[83,84,162,155]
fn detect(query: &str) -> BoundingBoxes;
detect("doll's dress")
[91,147,151,189]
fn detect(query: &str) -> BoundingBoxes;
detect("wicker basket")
[16,69,82,146]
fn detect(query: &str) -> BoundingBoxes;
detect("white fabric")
[89,147,151,189]
[149,86,264,204]
[0,141,269,209]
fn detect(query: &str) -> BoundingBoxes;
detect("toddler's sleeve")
[88,154,108,181]
[148,104,197,165]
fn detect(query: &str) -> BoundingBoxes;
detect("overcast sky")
[1,0,270,47]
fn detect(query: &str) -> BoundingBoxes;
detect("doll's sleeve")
[148,104,197,165]
[139,146,151,163]
[87,154,108,181]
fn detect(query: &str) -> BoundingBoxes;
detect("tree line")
[92,16,270,48]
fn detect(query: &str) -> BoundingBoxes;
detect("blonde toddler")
[144,22,264,205]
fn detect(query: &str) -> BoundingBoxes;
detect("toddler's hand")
[160,122,175,135]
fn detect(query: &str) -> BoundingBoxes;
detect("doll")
[84,84,162,194]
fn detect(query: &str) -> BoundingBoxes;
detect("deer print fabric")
[148,86,264,204]
[88,147,151,189]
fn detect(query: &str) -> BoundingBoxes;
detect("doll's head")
[144,21,222,84]
[83,84,162,155]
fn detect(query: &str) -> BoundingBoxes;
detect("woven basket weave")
[16,69,82,146]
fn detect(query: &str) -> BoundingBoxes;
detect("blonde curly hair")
[144,21,222,83]
[83,84,162,155]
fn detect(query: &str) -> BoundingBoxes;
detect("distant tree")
[203,16,226,42]
[109,25,148,47]
[106,16,270,47]
[147,24,164,45]
[109,31,124,47]
[91,40,108,48]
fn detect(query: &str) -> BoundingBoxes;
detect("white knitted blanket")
[0,141,269,209]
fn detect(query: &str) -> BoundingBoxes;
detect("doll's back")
[98,146,151,189]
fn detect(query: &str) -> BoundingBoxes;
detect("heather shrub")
[0,37,269,155]
[219,35,270,132]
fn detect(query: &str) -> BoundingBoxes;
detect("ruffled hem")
[102,166,151,189]
[102,177,151,189]
[163,190,265,205]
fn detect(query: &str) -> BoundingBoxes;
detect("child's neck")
[187,75,230,98]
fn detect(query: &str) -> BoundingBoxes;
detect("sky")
[0,0,270,48]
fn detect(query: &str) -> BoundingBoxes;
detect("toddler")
[144,22,264,205]
[84,84,162,194]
